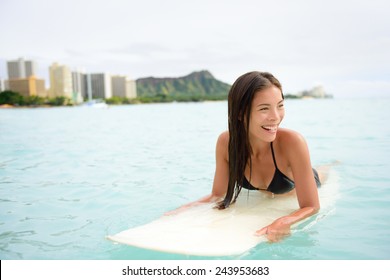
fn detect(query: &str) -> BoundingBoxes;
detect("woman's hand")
[255,218,291,242]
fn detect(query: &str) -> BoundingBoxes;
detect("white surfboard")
[107,171,339,256]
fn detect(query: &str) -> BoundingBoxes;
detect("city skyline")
[1,0,390,98]
[2,58,137,102]
[2,57,136,88]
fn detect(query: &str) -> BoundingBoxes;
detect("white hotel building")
[111,75,137,99]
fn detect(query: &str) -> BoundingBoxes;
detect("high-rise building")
[7,57,37,79]
[71,69,86,103]
[25,61,36,78]
[84,73,112,100]
[111,75,137,99]
[7,76,46,97]
[49,62,73,99]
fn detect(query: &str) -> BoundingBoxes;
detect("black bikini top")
[242,142,295,194]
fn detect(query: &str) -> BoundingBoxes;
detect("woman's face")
[248,85,285,143]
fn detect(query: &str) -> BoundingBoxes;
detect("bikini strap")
[270,142,279,169]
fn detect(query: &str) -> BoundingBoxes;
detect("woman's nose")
[268,108,280,121]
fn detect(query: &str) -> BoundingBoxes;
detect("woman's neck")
[250,138,271,159]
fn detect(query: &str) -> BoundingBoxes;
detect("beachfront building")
[111,75,137,99]
[5,57,46,98]
[7,76,46,97]
[302,85,326,98]
[0,79,5,92]
[7,57,37,79]
[71,69,86,103]
[48,63,73,101]
[84,73,112,101]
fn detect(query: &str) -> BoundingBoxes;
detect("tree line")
[0,90,72,106]
[0,90,228,107]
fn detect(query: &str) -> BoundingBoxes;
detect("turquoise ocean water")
[0,98,389,260]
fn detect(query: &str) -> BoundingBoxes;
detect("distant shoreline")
[0,96,336,109]
[0,104,63,109]
[0,99,226,109]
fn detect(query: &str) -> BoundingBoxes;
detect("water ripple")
[50,220,93,237]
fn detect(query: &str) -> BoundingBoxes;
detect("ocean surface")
[0,97,389,260]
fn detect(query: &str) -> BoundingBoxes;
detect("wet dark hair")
[217,71,283,209]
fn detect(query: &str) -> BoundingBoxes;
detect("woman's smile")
[261,125,278,133]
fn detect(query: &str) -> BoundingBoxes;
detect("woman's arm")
[255,206,319,242]
[256,132,320,241]
[165,132,229,215]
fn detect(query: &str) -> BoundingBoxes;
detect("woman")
[168,71,324,242]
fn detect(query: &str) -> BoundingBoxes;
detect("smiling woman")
[168,71,323,243]
[248,86,285,144]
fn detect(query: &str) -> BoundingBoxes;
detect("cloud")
[332,80,390,98]
[1,0,390,97]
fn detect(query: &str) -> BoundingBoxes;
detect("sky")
[1,0,389,98]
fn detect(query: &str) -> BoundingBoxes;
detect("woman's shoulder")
[276,129,313,170]
[276,128,307,148]
[216,131,229,157]
[217,130,229,144]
